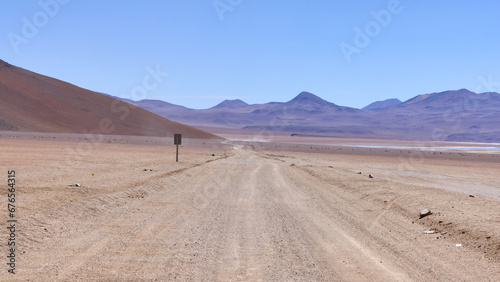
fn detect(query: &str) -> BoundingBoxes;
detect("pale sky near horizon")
[1,0,499,109]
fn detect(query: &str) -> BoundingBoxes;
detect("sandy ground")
[1,135,499,281]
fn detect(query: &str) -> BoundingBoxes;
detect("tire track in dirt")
[370,195,404,229]
[262,160,411,281]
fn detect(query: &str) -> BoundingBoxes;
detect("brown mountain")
[0,60,221,139]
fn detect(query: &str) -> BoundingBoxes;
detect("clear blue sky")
[1,0,499,109]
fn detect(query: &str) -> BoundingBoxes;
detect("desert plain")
[1,132,500,281]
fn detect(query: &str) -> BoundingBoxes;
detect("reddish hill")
[0,60,221,139]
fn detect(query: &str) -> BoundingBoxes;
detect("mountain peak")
[287,92,334,105]
[437,88,475,96]
[212,99,248,109]
[362,98,402,111]
[456,88,474,93]
[405,89,476,105]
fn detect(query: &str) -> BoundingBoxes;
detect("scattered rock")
[212,154,215,156]
[419,208,432,218]
[68,183,81,187]
[143,169,148,171]
[369,174,374,178]
[423,230,436,234]
[441,232,447,235]
[357,172,362,174]
[469,194,476,198]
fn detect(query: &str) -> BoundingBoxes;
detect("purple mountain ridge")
[110,89,500,142]
[362,98,402,111]
[212,99,249,109]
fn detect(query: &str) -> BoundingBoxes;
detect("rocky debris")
[212,154,215,156]
[143,169,156,172]
[357,172,362,174]
[419,208,432,219]
[369,174,374,178]
[469,194,476,198]
[423,230,436,234]
[68,183,81,187]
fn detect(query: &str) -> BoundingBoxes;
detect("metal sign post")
[174,134,182,162]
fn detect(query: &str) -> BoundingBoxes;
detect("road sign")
[174,134,182,145]
[174,134,181,162]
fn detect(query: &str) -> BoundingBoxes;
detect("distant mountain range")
[0,59,220,139]
[2,59,499,142]
[111,90,500,142]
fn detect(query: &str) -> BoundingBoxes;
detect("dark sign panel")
[174,134,182,145]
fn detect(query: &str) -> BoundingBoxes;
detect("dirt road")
[5,144,500,281]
